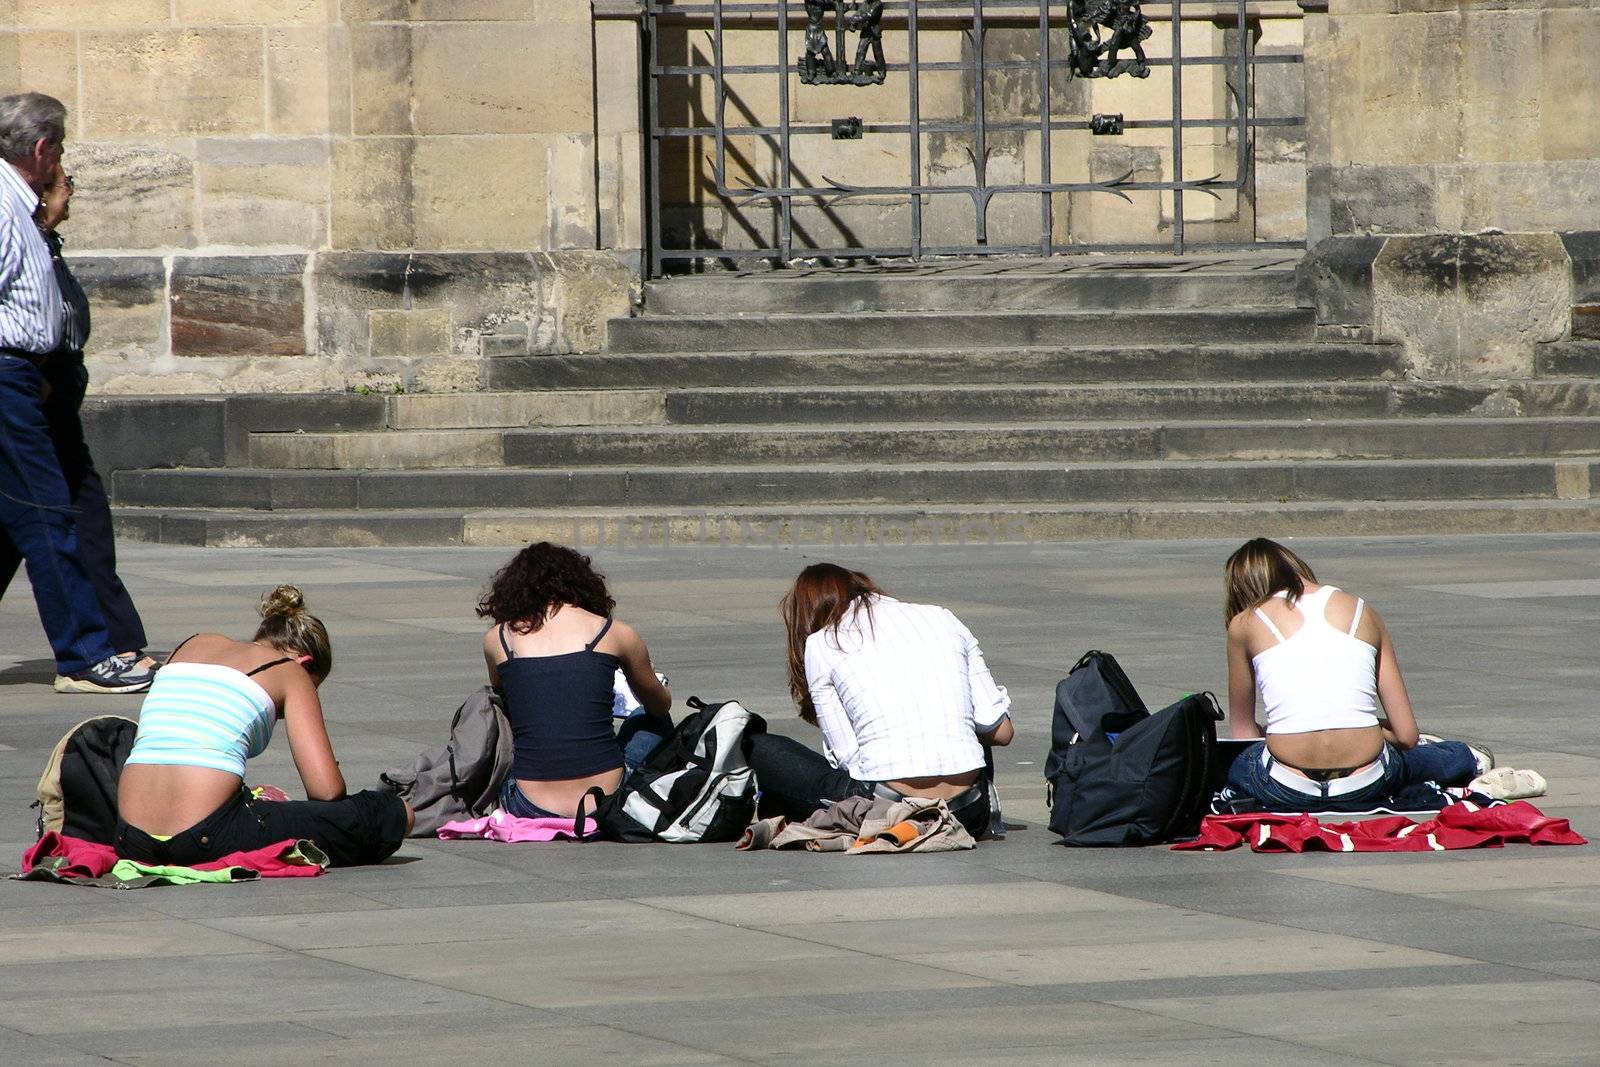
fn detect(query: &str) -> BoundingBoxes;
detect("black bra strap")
[166,633,200,663]
[245,657,294,677]
[584,618,614,652]
[499,624,514,659]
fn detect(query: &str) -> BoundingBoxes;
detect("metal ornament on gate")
[801,0,887,85]
[1065,0,1153,79]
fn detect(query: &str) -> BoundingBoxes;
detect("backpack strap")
[584,618,614,652]
[575,785,608,841]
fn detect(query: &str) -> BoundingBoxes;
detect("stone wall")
[1301,0,1600,379]
[0,1,638,393]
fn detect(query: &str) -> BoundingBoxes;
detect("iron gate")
[645,0,1305,275]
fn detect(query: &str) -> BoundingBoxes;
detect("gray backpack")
[378,686,514,837]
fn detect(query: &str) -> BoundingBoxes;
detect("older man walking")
[0,92,149,693]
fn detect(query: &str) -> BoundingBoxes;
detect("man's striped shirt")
[0,160,62,355]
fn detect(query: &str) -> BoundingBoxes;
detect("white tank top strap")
[1253,607,1287,643]
[1348,597,1366,636]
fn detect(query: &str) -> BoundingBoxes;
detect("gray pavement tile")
[309,928,995,1010]
[0,918,278,966]
[0,1025,111,1067]
[1112,980,1600,1065]
[0,952,501,1035]
[762,1034,1391,1067]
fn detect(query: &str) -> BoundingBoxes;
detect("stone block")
[66,141,197,251]
[13,1,168,28]
[171,255,308,358]
[411,21,594,135]
[81,30,265,137]
[1297,234,1386,328]
[197,138,329,248]
[369,308,452,357]
[547,134,599,249]
[68,255,165,359]
[0,31,77,112]
[350,23,411,136]
[330,137,413,249]
[1460,160,1600,233]
[175,0,332,22]
[538,250,638,353]
[1373,233,1571,380]
[1255,161,1308,244]
[1460,9,1541,163]
[1069,144,1164,246]
[1562,230,1600,305]
[343,0,587,19]
[267,27,344,136]
[411,135,549,250]
[1541,8,1600,160]
[1343,13,1464,167]
[1328,164,1438,235]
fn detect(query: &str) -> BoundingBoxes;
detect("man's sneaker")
[54,656,154,694]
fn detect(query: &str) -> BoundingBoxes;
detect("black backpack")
[1044,650,1147,805]
[1045,652,1223,846]
[34,716,139,843]
[581,697,766,843]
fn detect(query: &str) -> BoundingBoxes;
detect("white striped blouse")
[125,663,278,778]
[0,161,62,355]
[805,595,1012,781]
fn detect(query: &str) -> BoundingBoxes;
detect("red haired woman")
[745,562,1013,839]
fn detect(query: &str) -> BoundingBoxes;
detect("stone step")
[642,264,1299,315]
[249,417,1600,470]
[113,497,1600,549]
[662,379,1600,425]
[111,458,1597,511]
[605,307,1316,352]
[484,342,1403,393]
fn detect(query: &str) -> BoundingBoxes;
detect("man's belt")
[0,346,49,366]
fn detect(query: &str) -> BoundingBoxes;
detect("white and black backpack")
[581,697,765,843]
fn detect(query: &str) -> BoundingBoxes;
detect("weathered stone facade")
[1301,0,1600,380]
[0,1,641,393]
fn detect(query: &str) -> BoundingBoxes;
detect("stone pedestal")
[1300,0,1600,380]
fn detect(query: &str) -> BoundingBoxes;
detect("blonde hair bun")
[259,584,307,620]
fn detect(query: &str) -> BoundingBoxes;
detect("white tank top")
[1251,586,1380,735]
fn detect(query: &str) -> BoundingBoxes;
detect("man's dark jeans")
[747,733,991,839]
[0,355,115,673]
[0,356,145,652]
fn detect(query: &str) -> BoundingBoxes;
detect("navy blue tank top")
[500,619,624,781]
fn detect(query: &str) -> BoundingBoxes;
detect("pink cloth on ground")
[437,809,596,842]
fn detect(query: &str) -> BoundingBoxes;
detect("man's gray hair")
[0,92,66,163]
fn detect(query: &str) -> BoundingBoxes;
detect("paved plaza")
[2,534,1599,1064]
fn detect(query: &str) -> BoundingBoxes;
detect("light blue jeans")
[1225,739,1478,813]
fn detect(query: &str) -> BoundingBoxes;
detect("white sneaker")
[54,656,154,694]
[1468,767,1547,801]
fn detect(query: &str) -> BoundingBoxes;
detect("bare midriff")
[515,767,625,818]
[883,768,981,799]
[118,763,244,837]
[1267,724,1385,773]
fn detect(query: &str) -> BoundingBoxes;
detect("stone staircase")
[106,255,1600,547]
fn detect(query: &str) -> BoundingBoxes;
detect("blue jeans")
[1226,738,1479,813]
[0,355,115,673]
[499,711,672,819]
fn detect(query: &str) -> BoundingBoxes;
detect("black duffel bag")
[1046,651,1223,846]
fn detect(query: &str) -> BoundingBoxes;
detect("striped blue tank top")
[125,663,278,777]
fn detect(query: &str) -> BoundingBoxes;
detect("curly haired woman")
[478,542,672,821]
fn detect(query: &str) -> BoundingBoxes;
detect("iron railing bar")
[727,177,1252,197]
[648,15,664,277]
[654,115,1304,137]
[1037,0,1052,256]
[713,1,728,195]
[909,0,923,260]
[777,0,793,263]
[655,238,1307,261]
[972,0,988,246]
[652,54,1301,76]
[652,0,1260,14]
[1235,0,1251,247]
[1171,0,1184,253]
